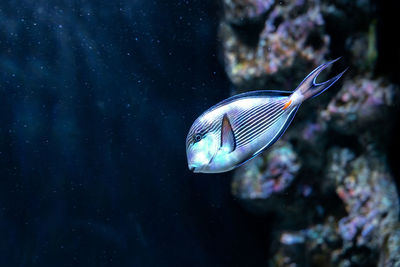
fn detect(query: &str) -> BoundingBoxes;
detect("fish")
[186,58,347,173]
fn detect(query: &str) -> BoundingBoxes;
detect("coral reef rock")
[321,77,398,135]
[272,217,342,266]
[222,0,275,24]
[270,148,399,266]
[327,148,399,266]
[231,141,318,227]
[232,140,300,200]
[219,0,329,90]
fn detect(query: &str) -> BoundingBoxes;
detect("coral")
[219,0,329,90]
[321,77,398,135]
[222,0,275,23]
[231,141,316,222]
[269,147,400,266]
[232,140,300,200]
[326,148,399,266]
[272,217,341,266]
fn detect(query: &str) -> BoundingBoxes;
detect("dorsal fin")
[221,114,236,153]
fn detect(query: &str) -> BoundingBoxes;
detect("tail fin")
[295,58,348,101]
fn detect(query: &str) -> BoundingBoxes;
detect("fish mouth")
[189,153,216,173]
[189,165,203,173]
[188,164,198,172]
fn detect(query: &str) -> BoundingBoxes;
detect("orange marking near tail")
[282,100,292,110]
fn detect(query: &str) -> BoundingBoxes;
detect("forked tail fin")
[295,58,348,101]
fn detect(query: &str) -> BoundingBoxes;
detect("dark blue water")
[0,1,273,266]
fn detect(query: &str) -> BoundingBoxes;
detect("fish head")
[186,117,220,173]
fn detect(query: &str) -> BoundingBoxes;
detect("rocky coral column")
[325,148,399,266]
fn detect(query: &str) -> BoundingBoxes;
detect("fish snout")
[189,163,203,173]
[188,164,196,172]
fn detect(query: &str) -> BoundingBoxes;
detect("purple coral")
[326,148,399,260]
[222,0,275,23]
[321,77,398,134]
[232,141,300,200]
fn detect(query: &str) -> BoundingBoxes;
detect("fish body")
[186,59,347,173]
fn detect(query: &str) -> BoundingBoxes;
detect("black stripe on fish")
[238,109,285,147]
[209,118,222,134]
[235,102,276,130]
[236,116,282,147]
[243,107,285,142]
[232,105,300,169]
[235,102,282,136]
[233,101,276,128]
[241,103,285,137]
[235,102,285,147]
[235,101,283,137]
[193,116,219,134]
[234,100,280,126]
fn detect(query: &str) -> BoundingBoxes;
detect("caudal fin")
[295,58,348,101]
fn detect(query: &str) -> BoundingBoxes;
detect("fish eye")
[194,133,202,142]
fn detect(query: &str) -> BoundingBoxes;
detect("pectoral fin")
[221,114,236,153]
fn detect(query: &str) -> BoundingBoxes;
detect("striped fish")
[186,58,347,173]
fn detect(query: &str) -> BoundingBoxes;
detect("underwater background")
[0,0,399,266]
